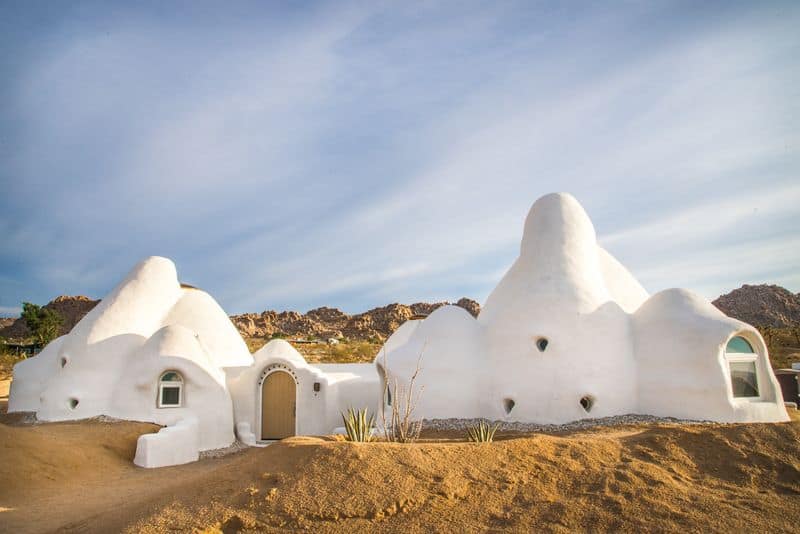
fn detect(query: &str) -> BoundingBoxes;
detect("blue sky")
[1,1,798,316]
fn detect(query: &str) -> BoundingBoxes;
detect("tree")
[21,302,63,346]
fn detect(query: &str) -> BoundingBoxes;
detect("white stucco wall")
[314,363,382,428]
[377,305,485,420]
[226,340,380,443]
[7,336,65,413]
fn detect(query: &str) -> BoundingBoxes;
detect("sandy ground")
[1,394,799,534]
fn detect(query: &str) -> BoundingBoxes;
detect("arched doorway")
[261,371,296,440]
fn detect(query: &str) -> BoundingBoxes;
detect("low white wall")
[314,363,382,430]
[134,417,200,468]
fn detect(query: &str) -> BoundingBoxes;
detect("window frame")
[157,371,184,408]
[725,336,762,401]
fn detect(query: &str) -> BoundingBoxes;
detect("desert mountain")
[230,298,480,341]
[712,284,800,328]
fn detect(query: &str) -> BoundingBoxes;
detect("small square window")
[730,361,759,398]
[160,385,181,407]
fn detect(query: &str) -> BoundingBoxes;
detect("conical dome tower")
[479,193,639,423]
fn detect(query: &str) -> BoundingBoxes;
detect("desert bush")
[379,348,424,443]
[341,407,375,442]
[467,421,500,443]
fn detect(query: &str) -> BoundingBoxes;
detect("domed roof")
[163,289,253,367]
[481,193,616,321]
[252,339,308,369]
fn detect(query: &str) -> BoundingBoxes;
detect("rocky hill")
[0,295,480,343]
[712,284,800,328]
[0,296,100,340]
[230,298,480,341]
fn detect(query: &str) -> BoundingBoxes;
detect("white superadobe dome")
[377,192,788,425]
[8,256,249,451]
[479,192,637,422]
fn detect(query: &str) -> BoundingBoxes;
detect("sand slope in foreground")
[1,414,799,533]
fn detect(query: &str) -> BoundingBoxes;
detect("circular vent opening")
[579,395,595,413]
[503,398,516,415]
[60,357,68,368]
[536,337,548,352]
[69,398,79,410]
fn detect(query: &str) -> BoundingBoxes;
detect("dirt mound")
[713,284,800,328]
[1,416,798,532]
[0,418,158,493]
[0,295,99,341]
[126,421,800,533]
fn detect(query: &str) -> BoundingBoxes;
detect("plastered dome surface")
[378,193,788,424]
[9,256,251,465]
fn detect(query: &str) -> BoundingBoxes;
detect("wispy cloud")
[1,1,797,313]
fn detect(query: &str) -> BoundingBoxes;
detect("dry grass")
[0,349,25,381]
[245,337,381,364]
[766,328,800,370]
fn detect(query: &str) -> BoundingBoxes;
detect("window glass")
[161,386,181,406]
[161,371,182,382]
[726,336,754,354]
[730,361,759,397]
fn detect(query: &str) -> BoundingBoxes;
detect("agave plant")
[342,407,375,442]
[467,420,500,443]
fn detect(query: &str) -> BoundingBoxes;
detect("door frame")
[257,365,298,440]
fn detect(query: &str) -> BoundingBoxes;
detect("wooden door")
[261,371,296,439]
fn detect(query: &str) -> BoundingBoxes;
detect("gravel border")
[421,414,713,433]
[200,440,250,459]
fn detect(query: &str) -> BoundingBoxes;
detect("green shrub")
[467,421,500,443]
[342,407,375,442]
[21,302,63,346]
